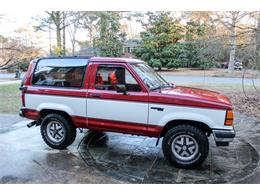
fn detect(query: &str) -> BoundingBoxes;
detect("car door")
[86,63,149,134]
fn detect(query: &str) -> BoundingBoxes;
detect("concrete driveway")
[0,113,259,183]
[0,115,119,184]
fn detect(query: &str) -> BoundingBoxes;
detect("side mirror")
[116,84,127,95]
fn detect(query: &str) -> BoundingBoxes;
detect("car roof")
[36,56,143,65]
[89,57,143,64]
[36,56,91,67]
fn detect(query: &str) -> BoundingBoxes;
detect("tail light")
[21,92,25,107]
[224,110,234,126]
[20,86,27,107]
[20,60,35,106]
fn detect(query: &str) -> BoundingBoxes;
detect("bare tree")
[216,11,249,71]
[0,35,41,69]
[68,22,78,55]
[66,12,82,56]
[77,12,99,45]
[36,12,71,56]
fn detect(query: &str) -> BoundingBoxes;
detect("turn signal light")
[225,110,234,126]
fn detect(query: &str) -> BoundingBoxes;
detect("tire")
[40,113,76,149]
[162,124,209,168]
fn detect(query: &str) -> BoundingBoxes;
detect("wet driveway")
[0,113,260,183]
[0,119,118,183]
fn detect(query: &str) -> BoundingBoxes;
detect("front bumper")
[212,128,236,146]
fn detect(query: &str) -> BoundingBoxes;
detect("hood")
[151,86,232,110]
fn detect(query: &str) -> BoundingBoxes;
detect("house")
[123,39,140,57]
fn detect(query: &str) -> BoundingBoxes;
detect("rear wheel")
[162,124,209,168]
[40,114,76,149]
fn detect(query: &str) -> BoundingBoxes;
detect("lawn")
[0,83,21,114]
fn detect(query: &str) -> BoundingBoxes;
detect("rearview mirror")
[116,84,127,95]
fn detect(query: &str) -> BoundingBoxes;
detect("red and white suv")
[19,56,235,168]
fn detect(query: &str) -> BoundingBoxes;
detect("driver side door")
[86,63,149,135]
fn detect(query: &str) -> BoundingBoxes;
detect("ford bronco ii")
[19,56,235,168]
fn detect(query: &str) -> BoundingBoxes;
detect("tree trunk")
[72,26,77,56]
[62,12,66,56]
[228,23,236,71]
[48,22,52,56]
[56,23,62,56]
[256,12,260,69]
[72,39,75,56]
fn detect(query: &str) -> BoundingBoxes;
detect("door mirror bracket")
[116,84,127,95]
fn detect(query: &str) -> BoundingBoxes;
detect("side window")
[95,65,141,92]
[32,65,86,88]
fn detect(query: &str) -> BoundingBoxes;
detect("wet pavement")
[0,119,119,183]
[0,113,260,183]
[0,114,24,134]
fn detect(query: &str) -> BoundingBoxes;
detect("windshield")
[131,63,171,90]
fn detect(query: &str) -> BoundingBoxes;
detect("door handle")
[151,107,164,111]
[90,93,101,98]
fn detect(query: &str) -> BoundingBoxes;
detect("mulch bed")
[225,92,260,118]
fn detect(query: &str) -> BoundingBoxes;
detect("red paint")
[26,86,87,98]
[23,60,36,86]
[87,117,161,137]
[21,93,25,107]
[72,116,88,127]
[149,86,232,110]
[23,109,39,120]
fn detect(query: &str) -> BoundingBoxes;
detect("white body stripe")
[25,94,231,130]
[25,94,86,117]
[87,99,148,124]
[149,103,231,130]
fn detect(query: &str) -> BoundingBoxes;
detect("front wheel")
[162,124,209,168]
[40,114,76,149]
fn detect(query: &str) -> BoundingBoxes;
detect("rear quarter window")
[32,59,87,88]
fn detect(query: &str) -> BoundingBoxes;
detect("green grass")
[0,83,21,114]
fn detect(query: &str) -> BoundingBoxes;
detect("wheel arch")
[39,109,75,127]
[160,119,212,138]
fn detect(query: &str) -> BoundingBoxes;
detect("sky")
[0,12,143,53]
[0,11,257,54]
[0,12,50,51]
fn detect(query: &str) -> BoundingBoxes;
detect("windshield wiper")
[166,82,175,88]
[151,83,175,91]
[150,86,162,91]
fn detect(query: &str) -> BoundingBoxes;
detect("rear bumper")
[212,127,236,146]
[19,107,39,120]
[19,107,26,117]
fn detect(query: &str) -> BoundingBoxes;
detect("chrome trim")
[19,107,26,117]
